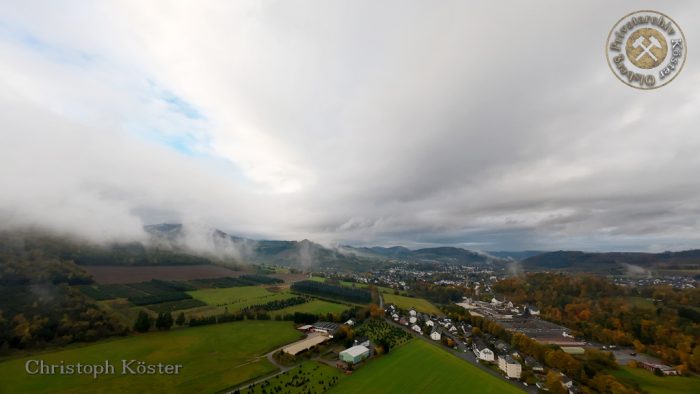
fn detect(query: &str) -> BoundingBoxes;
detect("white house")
[527,305,540,316]
[426,320,435,327]
[409,316,417,324]
[498,355,522,379]
[472,339,495,362]
[411,324,422,334]
[392,313,399,321]
[430,330,441,341]
[409,308,417,317]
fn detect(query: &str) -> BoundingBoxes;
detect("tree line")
[493,273,700,374]
[291,280,371,303]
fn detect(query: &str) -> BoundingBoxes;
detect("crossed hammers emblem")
[632,35,662,61]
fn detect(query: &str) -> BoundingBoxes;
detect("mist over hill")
[5,223,700,275]
[522,250,700,275]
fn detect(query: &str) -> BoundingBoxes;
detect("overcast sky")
[1,1,700,252]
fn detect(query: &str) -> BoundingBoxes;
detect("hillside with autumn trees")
[493,273,700,374]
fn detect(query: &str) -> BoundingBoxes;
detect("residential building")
[498,354,522,379]
[472,338,495,362]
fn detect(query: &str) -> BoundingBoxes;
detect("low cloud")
[1,1,700,251]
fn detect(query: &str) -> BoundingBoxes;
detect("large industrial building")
[339,345,370,364]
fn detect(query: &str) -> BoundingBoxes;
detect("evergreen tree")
[176,312,186,326]
[156,312,174,330]
[134,311,152,333]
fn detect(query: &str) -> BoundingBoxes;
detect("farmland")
[270,299,350,317]
[291,280,372,304]
[241,361,345,394]
[145,298,208,313]
[612,366,700,394]
[83,264,242,284]
[78,276,290,322]
[188,286,295,310]
[329,340,523,393]
[382,293,441,315]
[309,276,404,294]
[0,321,302,394]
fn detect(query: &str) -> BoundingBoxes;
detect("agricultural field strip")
[187,286,296,311]
[382,293,442,315]
[0,321,303,394]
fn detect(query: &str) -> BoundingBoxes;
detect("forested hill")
[522,250,700,274]
[340,245,504,266]
[0,233,128,353]
[0,231,220,266]
[0,227,383,271]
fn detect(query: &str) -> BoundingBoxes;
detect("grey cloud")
[1,1,700,252]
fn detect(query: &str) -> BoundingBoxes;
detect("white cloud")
[1,1,700,251]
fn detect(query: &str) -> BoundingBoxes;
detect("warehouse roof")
[340,345,369,358]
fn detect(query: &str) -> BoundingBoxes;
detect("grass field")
[309,276,406,295]
[271,299,350,317]
[145,298,207,313]
[329,340,523,393]
[383,293,441,315]
[188,286,295,310]
[242,361,345,394]
[612,366,700,394]
[0,321,302,394]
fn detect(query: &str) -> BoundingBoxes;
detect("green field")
[188,286,294,310]
[145,298,208,313]
[271,299,350,317]
[383,293,441,315]
[612,366,700,394]
[309,276,405,295]
[242,361,345,394]
[329,340,523,393]
[0,321,302,394]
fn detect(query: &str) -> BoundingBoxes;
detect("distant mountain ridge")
[486,250,548,261]
[144,224,380,271]
[339,245,504,266]
[144,224,509,268]
[522,250,700,274]
[8,223,700,274]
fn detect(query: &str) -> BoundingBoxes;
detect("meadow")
[240,361,345,394]
[329,340,523,393]
[309,276,405,294]
[382,293,442,315]
[187,286,295,309]
[612,366,700,394]
[271,299,350,317]
[0,321,302,394]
